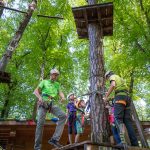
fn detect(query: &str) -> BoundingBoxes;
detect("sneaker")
[116,142,128,148]
[48,138,63,148]
[116,142,123,147]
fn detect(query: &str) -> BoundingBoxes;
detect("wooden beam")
[131,102,149,148]
[0,5,64,20]
[0,5,27,14]
[74,17,112,22]
[77,27,87,32]
[72,2,113,11]
[37,14,63,20]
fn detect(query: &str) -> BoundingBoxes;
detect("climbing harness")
[39,94,54,112]
[39,101,53,112]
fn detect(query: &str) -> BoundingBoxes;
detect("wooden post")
[0,0,37,72]
[129,71,149,148]
[87,0,110,143]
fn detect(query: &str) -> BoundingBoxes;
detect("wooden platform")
[0,120,91,150]
[72,2,113,39]
[0,120,150,149]
[52,141,150,150]
[0,71,11,83]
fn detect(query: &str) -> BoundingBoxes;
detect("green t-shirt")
[38,79,60,101]
[109,74,128,95]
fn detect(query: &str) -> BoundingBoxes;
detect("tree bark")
[88,0,110,143]
[0,0,37,72]
[129,70,149,148]
[1,83,16,118]
[0,0,4,18]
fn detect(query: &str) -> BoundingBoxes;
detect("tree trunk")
[129,70,149,148]
[0,0,4,18]
[88,0,110,143]
[0,0,37,72]
[1,83,16,118]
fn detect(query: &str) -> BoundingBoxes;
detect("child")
[66,93,77,144]
[106,101,121,145]
[75,99,86,143]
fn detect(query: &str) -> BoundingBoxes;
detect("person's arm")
[33,87,43,104]
[59,91,65,102]
[104,80,116,102]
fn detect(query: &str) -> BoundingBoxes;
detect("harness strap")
[39,101,53,112]
[115,100,126,106]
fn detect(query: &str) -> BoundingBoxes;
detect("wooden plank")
[72,2,113,11]
[131,101,149,148]
[97,7,103,36]
[127,147,150,150]
[52,141,121,150]
[74,17,112,22]
[52,140,150,150]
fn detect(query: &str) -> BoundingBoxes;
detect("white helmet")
[67,93,74,100]
[50,68,60,75]
[105,71,113,78]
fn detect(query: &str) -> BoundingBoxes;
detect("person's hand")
[84,113,90,119]
[103,96,108,104]
[105,103,110,109]
[60,97,65,102]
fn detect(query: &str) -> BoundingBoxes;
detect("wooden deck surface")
[52,140,150,150]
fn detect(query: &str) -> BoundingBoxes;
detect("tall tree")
[0,0,37,71]
[88,0,109,143]
[0,0,4,18]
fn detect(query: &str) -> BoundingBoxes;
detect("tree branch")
[0,1,5,17]
[139,0,150,29]
[135,41,146,53]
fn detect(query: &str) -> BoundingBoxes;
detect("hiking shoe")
[116,142,123,147]
[48,138,63,148]
[116,142,128,148]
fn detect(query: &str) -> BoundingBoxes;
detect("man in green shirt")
[34,68,66,150]
[103,71,138,146]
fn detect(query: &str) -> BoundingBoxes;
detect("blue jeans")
[114,102,138,146]
[111,125,121,144]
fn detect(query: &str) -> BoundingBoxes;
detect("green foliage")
[0,0,149,121]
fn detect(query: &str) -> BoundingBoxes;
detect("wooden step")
[52,141,121,150]
[52,141,150,150]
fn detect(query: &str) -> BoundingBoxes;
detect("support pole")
[87,0,109,143]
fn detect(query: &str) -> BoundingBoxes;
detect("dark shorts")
[68,112,77,134]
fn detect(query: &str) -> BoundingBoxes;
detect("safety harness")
[39,94,54,112]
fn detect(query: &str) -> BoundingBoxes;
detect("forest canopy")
[0,0,149,121]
